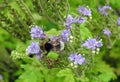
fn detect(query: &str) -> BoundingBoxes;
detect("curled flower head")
[65,14,74,26]
[98,5,112,16]
[26,42,39,54]
[82,38,102,50]
[117,17,120,26]
[65,14,77,29]
[30,25,47,39]
[68,53,86,65]
[77,16,86,24]
[103,28,111,36]
[60,29,70,42]
[78,6,91,16]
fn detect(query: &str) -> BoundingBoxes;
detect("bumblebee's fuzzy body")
[41,38,65,55]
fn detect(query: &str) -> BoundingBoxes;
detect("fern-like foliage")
[32,0,69,24]
[0,0,69,41]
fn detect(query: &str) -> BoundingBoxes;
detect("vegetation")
[0,0,120,82]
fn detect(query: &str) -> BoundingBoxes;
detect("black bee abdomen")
[45,43,53,52]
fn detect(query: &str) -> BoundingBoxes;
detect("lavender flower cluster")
[55,7,90,42]
[82,38,102,50]
[63,6,92,44]
[30,26,47,39]
[98,5,120,38]
[98,5,120,27]
[68,39,102,65]
[65,6,91,29]
[68,53,86,65]
[103,28,111,36]
[27,42,39,54]
[26,42,42,59]
[98,5,112,16]
[78,6,91,16]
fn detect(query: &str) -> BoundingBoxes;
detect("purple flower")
[68,53,85,65]
[65,14,77,29]
[69,53,78,61]
[30,25,47,39]
[96,40,103,47]
[65,14,73,26]
[103,28,111,36]
[82,38,102,50]
[98,5,112,16]
[50,36,58,41]
[26,42,39,54]
[78,6,91,16]
[117,17,120,26]
[60,29,70,42]
[36,50,43,59]
[77,16,86,24]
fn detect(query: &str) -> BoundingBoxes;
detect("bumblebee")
[40,37,65,55]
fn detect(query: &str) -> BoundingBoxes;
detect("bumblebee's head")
[45,42,53,52]
[40,42,53,52]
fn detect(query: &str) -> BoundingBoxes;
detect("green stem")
[90,51,94,70]
[15,0,36,24]
[54,2,64,24]
[39,0,58,25]
[73,68,80,77]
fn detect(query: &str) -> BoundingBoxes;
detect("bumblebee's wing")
[59,41,65,51]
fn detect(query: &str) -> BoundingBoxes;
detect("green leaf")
[93,60,114,73]
[50,68,60,74]
[42,68,49,75]
[56,68,75,82]
[45,29,60,37]
[90,56,117,81]
[76,74,89,82]
[110,0,120,8]
[47,51,59,59]
[64,75,75,82]
[44,75,54,82]
[42,68,63,82]
[57,68,73,77]
[16,64,43,82]
[98,72,117,82]
[80,24,92,41]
